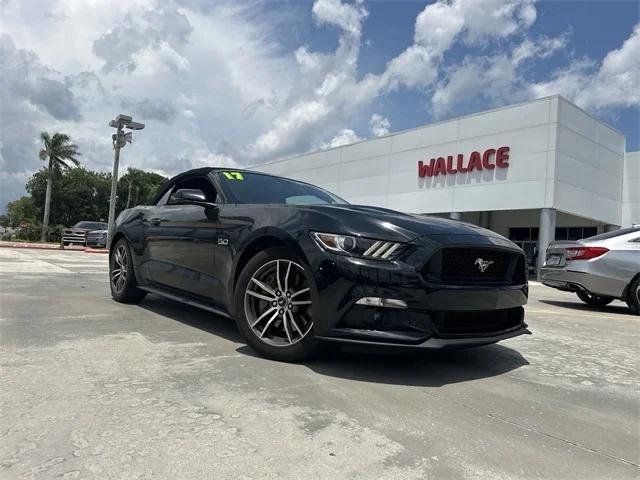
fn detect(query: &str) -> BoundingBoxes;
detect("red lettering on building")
[482,148,496,169]
[496,146,510,167]
[446,155,457,174]
[418,146,510,177]
[434,157,447,176]
[468,151,482,172]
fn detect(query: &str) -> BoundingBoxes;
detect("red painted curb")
[0,242,105,253]
[0,242,67,251]
[84,247,109,254]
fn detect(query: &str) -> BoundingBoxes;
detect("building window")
[509,227,532,241]
[511,226,598,242]
[554,227,598,241]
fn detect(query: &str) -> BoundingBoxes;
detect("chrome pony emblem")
[474,258,494,273]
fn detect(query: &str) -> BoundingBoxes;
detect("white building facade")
[252,96,639,275]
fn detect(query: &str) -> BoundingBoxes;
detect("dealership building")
[252,96,639,276]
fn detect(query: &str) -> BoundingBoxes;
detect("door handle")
[149,217,163,226]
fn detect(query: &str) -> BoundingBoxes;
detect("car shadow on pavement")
[239,343,530,388]
[139,296,243,343]
[140,295,529,388]
[539,299,632,316]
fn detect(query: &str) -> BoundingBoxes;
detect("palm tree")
[38,132,81,241]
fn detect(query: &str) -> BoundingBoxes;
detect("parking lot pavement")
[1,248,638,480]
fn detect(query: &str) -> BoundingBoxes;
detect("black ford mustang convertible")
[110,167,530,361]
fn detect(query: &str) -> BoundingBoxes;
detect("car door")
[143,175,225,304]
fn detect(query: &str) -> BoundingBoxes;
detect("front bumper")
[317,325,531,349]
[86,238,107,247]
[300,234,529,348]
[62,230,88,245]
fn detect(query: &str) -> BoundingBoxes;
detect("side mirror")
[174,189,207,203]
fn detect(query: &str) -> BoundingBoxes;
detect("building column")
[537,208,556,280]
[449,212,462,220]
[605,224,619,232]
[479,211,492,229]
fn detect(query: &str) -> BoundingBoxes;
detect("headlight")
[312,232,403,260]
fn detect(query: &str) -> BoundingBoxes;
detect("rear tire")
[576,291,614,307]
[110,238,146,303]
[234,247,318,362]
[626,278,640,315]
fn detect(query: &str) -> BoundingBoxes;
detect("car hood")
[298,204,505,243]
[64,228,90,233]
[88,229,108,234]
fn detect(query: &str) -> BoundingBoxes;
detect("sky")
[1,0,639,212]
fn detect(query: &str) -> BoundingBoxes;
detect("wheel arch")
[108,231,146,286]
[622,272,640,301]
[108,232,127,255]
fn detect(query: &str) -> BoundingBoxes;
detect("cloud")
[312,0,368,35]
[92,3,192,73]
[125,98,177,123]
[529,23,640,111]
[247,0,541,160]
[0,0,638,214]
[318,112,391,151]
[0,34,82,121]
[369,114,390,137]
[320,129,362,149]
[431,33,570,117]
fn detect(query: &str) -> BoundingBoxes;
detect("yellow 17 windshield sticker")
[222,171,244,180]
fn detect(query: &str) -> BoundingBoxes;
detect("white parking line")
[0,248,106,275]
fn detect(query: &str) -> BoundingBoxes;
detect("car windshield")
[582,227,640,242]
[74,221,107,230]
[218,171,346,205]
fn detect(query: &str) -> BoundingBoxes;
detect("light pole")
[107,114,145,247]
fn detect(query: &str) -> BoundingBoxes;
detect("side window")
[156,186,174,206]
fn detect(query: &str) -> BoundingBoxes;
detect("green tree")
[38,132,81,241]
[27,167,112,227]
[117,167,167,212]
[3,196,38,227]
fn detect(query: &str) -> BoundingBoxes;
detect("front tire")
[626,278,640,315]
[234,247,318,362]
[110,238,146,303]
[576,291,614,307]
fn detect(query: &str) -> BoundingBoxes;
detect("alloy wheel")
[111,244,128,293]
[244,259,313,347]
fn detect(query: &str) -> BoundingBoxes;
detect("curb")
[0,242,72,251]
[84,247,109,254]
[0,242,107,254]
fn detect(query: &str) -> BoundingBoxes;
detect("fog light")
[355,297,407,309]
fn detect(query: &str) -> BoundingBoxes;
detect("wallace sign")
[418,146,510,177]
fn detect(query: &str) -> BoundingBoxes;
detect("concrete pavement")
[1,248,638,479]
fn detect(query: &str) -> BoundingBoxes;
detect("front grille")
[62,230,87,243]
[442,248,510,279]
[431,307,524,337]
[422,247,526,285]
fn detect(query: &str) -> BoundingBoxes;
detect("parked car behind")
[541,227,640,314]
[61,221,108,247]
[86,229,108,248]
